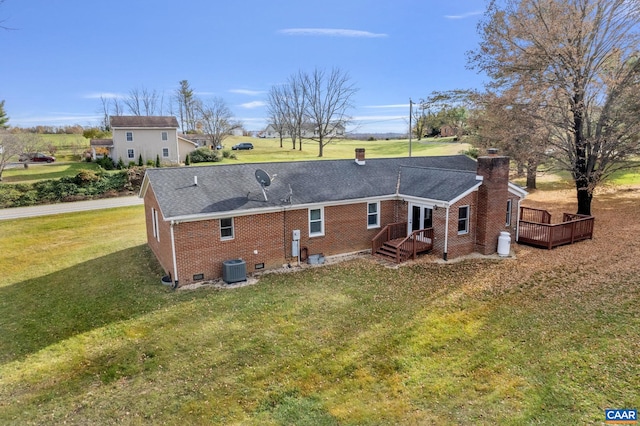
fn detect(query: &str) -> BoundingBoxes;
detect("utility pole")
[409,98,413,157]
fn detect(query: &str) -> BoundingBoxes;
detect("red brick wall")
[144,189,175,280]
[475,155,511,255]
[166,199,404,285]
[444,192,479,259]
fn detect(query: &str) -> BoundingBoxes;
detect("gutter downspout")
[170,220,179,289]
[516,198,522,241]
[443,205,450,261]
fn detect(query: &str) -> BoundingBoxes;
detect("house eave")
[447,181,483,205]
[508,182,528,198]
[161,194,401,223]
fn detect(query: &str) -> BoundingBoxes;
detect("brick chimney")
[355,148,366,165]
[475,149,510,255]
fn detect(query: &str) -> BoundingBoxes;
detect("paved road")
[0,196,144,221]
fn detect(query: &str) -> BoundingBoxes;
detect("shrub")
[189,147,221,163]
[146,159,155,167]
[96,156,116,170]
[185,154,191,165]
[117,158,125,169]
[222,149,232,158]
[461,147,480,159]
[74,169,101,186]
[155,155,161,168]
[138,154,143,167]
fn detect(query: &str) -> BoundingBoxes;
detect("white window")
[126,131,133,142]
[309,207,324,237]
[151,208,160,242]
[127,149,135,159]
[506,199,512,226]
[458,205,470,235]
[220,217,234,240]
[161,131,168,141]
[367,201,380,228]
[162,148,169,158]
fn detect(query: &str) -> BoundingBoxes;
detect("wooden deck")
[517,207,594,249]
[372,222,433,263]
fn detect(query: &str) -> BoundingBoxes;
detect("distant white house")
[90,116,197,165]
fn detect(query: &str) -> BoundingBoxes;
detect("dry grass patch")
[0,187,638,425]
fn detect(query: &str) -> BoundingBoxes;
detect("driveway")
[0,196,144,221]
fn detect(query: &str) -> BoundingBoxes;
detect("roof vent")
[194,176,198,186]
[355,148,366,165]
[487,148,499,156]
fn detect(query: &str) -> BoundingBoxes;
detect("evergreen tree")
[0,100,9,129]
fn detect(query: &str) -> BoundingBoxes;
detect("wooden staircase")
[372,223,434,263]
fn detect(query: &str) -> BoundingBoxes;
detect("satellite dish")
[255,169,271,187]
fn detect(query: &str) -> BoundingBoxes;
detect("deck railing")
[520,206,551,224]
[396,228,434,262]
[518,207,594,249]
[372,222,407,255]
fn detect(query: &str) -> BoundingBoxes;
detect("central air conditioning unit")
[222,259,247,284]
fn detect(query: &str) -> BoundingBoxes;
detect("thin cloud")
[365,104,409,109]
[84,92,124,99]
[444,10,483,20]
[240,101,266,109]
[279,28,387,38]
[13,113,100,125]
[230,89,265,96]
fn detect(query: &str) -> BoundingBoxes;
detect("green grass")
[0,203,637,424]
[1,161,102,183]
[221,136,469,163]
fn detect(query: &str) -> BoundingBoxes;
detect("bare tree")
[466,88,550,189]
[0,0,14,31]
[123,88,142,116]
[266,85,288,148]
[141,87,161,115]
[286,72,308,151]
[302,67,357,157]
[123,86,162,116]
[196,97,241,148]
[111,97,124,117]
[470,0,640,215]
[97,96,111,131]
[0,131,43,180]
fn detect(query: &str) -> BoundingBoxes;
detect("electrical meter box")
[292,229,300,241]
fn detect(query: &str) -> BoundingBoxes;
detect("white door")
[408,204,433,239]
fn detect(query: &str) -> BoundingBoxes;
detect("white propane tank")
[497,231,511,257]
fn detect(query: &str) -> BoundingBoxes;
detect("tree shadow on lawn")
[0,245,185,365]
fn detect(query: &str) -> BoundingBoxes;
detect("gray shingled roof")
[110,116,179,128]
[144,155,480,220]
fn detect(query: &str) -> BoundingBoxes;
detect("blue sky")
[1,0,487,133]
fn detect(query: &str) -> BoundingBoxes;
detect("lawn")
[1,161,102,183]
[221,136,469,164]
[0,187,638,424]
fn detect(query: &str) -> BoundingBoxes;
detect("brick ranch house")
[140,149,527,288]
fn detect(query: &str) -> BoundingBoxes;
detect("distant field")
[221,136,469,163]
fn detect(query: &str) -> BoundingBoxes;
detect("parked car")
[19,152,56,163]
[232,142,254,150]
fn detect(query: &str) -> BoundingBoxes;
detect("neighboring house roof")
[110,116,179,128]
[90,139,114,147]
[177,135,200,147]
[142,155,482,221]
